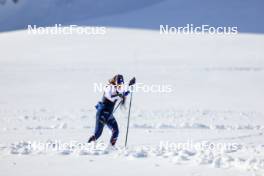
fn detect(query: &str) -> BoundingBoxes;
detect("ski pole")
[113,100,122,114]
[125,86,133,148]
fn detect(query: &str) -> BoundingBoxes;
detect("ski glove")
[116,91,130,98]
[95,101,105,111]
[123,91,130,96]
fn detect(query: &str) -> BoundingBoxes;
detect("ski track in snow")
[0,108,264,174]
[1,108,264,131]
[0,140,264,172]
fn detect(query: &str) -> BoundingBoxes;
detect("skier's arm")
[104,85,130,102]
[116,86,130,105]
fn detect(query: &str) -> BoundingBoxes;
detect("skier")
[88,74,130,146]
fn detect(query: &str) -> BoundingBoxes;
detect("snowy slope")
[0,0,163,31]
[0,0,264,33]
[1,28,264,176]
[0,1,264,176]
[0,29,263,111]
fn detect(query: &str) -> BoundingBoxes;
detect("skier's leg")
[88,111,105,143]
[94,118,105,139]
[107,117,119,146]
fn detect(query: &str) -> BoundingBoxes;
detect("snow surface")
[0,0,264,33]
[1,1,264,176]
